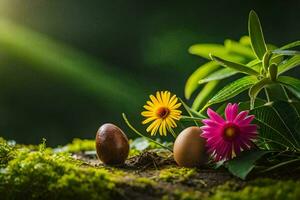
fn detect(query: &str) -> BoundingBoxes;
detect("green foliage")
[186,10,300,111]
[248,10,267,60]
[184,10,300,180]
[210,54,259,76]
[0,138,16,168]
[250,101,300,151]
[225,150,271,180]
[185,61,219,99]
[63,138,95,153]
[204,76,257,110]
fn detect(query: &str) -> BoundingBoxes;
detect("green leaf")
[269,63,278,81]
[250,101,300,150]
[280,41,300,50]
[248,10,267,60]
[270,54,284,65]
[249,78,273,109]
[205,76,258,108]
[180,116,205,122]
[278,76,300,96]
[210,55,260,76]
[185,61,219,99]
[226,150,271,180]
[239,35,251,47]
[285,86,300,99]
[246,59,261,67]
[198,68,238,84]
[278,55,300,74]
[179,98,203,126]
[238,98,267,111]
[224,39,256,59]
[272,49,300,56]
[192,81,219,111]
[188,44,244,61]
[262,51,272,71]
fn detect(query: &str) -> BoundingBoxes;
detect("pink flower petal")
[225,103,238,121]
[200,103,257,162]
[239,115,255,126]
[234,111,249,123]
[207,108,225,124]
[202,119,221,128]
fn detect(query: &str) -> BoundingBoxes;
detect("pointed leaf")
[188,44,243,61]
[239,36,251,46]
[272,49,300,56]
[210,54,259,76]
[185,61,219,99]
[179,98,203,126]
[280,41,300,50]
[224,39,256,59]
[278,55,300,74]
[250,101,300,150]
[249,78,273,108]
[192,81,219,111]
[206,76,258,107]
[198,68,238,84]
[226,150,271,180]
[248,10,267,60]
[278,76,300,96]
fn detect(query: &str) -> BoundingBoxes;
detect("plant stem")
[169,128,178,139]
[122,113,173,152]
[281,85,291,102]
[261,158,300,173]
[179,98,200,127]
[264,88,271,102]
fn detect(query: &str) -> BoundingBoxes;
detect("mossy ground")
[0,138,299,200]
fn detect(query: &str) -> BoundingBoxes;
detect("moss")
[159,167,196,183]
[0,139,132,200]
[1,138,300,200]
[132,177,156,188]
[0,138,16,168]
[209,178,300,200]
[63,138,95,153]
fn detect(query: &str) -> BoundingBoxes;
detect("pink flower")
[200,103,257,161]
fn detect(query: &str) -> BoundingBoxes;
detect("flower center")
[222,124,240,141]
[156,107,170,119]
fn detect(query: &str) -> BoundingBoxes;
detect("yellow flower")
[141,91,182,136]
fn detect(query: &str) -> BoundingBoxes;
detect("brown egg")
[95,123,129,165]
[173,126,208,167]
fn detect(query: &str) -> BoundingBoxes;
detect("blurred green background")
[0,0,299,145]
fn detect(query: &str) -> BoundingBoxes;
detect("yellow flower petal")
[146,100,155,107]
[142,116,157,124]
[143,105,154,111]
[156,91,163,104]
[142,90,182,137]
[149,95,159,105]
[171,103,181,109]
[141,111,154,117]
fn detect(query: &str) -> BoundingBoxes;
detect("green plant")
[184,10,300,180]
[186,10,300,111]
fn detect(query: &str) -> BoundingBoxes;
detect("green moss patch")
[0,138,299,200]
[159,167,197,183]
[63,138,95,153]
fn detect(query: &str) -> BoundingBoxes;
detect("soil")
[72,150,250,199]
